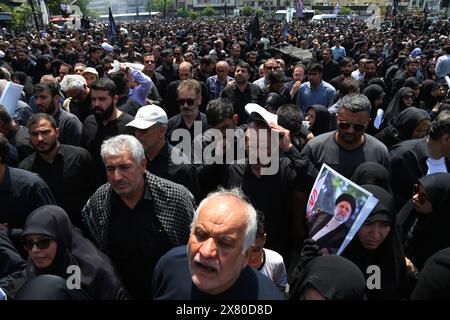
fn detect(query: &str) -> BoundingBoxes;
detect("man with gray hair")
[302,93,390,178]
[82,134,195,299]
[152,188,284,299]
[60,75,91,123]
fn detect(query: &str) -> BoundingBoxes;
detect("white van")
[311,14,337,22]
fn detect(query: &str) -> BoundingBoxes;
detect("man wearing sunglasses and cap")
[302,93,390,178]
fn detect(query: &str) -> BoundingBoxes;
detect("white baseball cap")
[82,67,99,77]
[126,105,168,129]
[245,103,278,126]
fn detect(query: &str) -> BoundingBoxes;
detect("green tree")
[175,8,189,17]
[145,0,174,12]
[340,7,353,16]
[202,6,215,16]
[256,8,265,17]
[12,3,32,28]
[242,6,252,16]
[0,3,11,12]
[190,11,199,19]
[314,9,322,15]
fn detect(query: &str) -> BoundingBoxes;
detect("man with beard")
[330,58,354,92]
[296,63,336,113]
[19,113,99,228]
[302,93,390,178]
[166,79,208,150]
[33,82,83,146]
[220,62,263,125]
[223,104,317,270]
[81,78,134,182]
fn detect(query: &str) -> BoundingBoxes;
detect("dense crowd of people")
[1,12,450,300]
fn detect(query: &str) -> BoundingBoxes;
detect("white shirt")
[258,249,287,291]
[426,157,448,175]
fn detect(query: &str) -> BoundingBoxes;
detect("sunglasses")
[413,184,429,204]
[403,95,414,100]
[177,98,197,106]
[144,60,155,64]
[22,237,53,251]
[337,121,366,132]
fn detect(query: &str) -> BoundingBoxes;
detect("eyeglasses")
[413,184,429,204]
[337,121,366,132]
[177,98,198,106]
[22,237,53,251]
[403,95,414,100]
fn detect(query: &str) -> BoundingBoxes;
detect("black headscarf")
[410,248,450,299]
[367,77,386,92]
[306,104,331,137]
[418,80,441,111]
[351,162,392,193]
[399,173,450,270]
[289,255,366,300]
[375,107,431,149]
[22,205,127,300]
[33,55,52,84]
[424,61,437,81]
[363,84,385,134]
[403,77,420,91]
[342,185,411,299]
[383,87,415,127]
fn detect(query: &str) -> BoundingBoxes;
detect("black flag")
[108,7,118,44]
[247,12,261,45]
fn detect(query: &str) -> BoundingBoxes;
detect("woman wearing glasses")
[398,173,450,271]
[382,87,416,129]
[18,205,127,300]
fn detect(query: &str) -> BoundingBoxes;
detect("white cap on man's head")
[245,103,278,126]
[82,67,99,77]
[126,105,168,130]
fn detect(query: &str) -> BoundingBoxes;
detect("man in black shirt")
[19,114,99,228]
[142,53,168,107]
[167,79,208,149]
[223,105,317,269]
[165,62,209,118]
[60,75,92,123]
[221,62,264,125]
[126,105,200,202]
[82,134,194,299]
[33,82,83,147]
[321,48,341,83]
[193,55,215,83]
[0,135,55,232]
[155,49,179,85]
[108,71,142,117]
[330,57,354,92]
[0,106,34,162]
[81,78,134,182]
[152,189,284,300]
